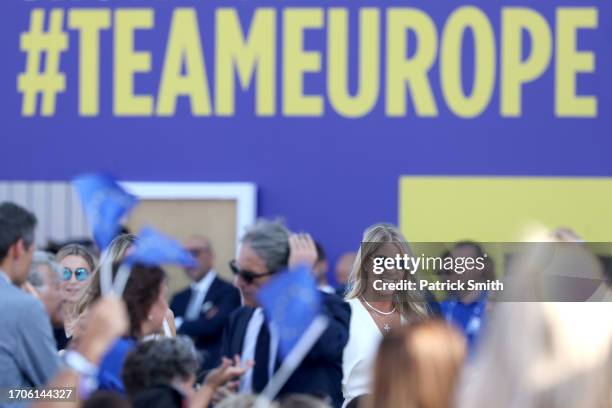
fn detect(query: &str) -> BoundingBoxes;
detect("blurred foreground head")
[369,320,466,408]
[456,231,612,408]
[82,391,130,408]
[123,336,199,400]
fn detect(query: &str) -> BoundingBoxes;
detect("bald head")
[184,235,214,282]
[335,252,356,285]
[184,235,212,250]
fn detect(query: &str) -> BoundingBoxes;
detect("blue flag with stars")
[257,264,322,358]
[124,226,197,268]
[73,174,137,251]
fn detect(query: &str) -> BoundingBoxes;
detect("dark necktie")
[252,321,270,392]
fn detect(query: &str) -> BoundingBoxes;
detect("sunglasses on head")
[62,267,90,282]
[229,260,274,284]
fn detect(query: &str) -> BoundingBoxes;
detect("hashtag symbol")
[17,9,68,117]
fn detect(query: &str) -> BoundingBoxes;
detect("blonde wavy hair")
[55,244,98,335]
[73,233,138,316]
[345,223,429,320]
[370,320,466,408]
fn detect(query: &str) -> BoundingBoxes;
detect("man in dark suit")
[221,221,350,408]
[170,235,240,370]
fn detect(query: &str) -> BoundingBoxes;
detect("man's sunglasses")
[62,267,90,282]
[229,260,274,284]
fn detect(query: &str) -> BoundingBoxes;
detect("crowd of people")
[0,201,610,408]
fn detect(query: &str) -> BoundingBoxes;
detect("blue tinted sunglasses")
[62,267,90,281]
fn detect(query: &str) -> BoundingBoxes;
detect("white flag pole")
[255,315,329,407]
[112,263,132,296]
[99,249,112,296]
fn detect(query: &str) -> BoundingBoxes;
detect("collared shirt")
[184,270,217,321]
[239,308,279,393]
[268,320,279,380]
[0,268,11,285]
[318,284,336,295]
[239,308,264,393]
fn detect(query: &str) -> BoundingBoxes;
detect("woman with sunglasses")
[56,244,97,345]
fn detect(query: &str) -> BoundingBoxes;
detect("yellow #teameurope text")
[18,7,598,117]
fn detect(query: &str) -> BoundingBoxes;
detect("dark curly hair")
[120,263,166,337]
[122,337,200,399]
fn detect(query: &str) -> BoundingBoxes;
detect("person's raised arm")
[288,233,318,270]
[286,234,350,361]
[31,296,128,408]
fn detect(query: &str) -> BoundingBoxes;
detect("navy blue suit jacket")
[170,276,241,370]
[221,292,350,408]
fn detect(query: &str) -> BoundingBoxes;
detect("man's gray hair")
[242,219,290,273]
[28,251,61,288]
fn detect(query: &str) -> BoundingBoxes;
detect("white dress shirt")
[318,284,336,294]
[185,270,217,321]
[239,308,279,393]
[239,308,265,392]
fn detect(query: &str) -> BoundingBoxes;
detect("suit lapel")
[203,277,220,304]
[173,289,192,317]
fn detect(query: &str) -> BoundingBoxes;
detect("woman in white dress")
[342,224,429,407]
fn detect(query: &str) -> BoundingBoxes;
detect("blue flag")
[73,174,137,250]
[257,265,322,358]
[124,226,197,268]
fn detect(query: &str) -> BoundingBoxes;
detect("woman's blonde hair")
[55,243,97,274]
[369,320,467,408]
[55,244,98,330]
[345,223,429,319]
[74,233,138,315]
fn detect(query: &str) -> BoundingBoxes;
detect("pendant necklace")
[361,297,396,333]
